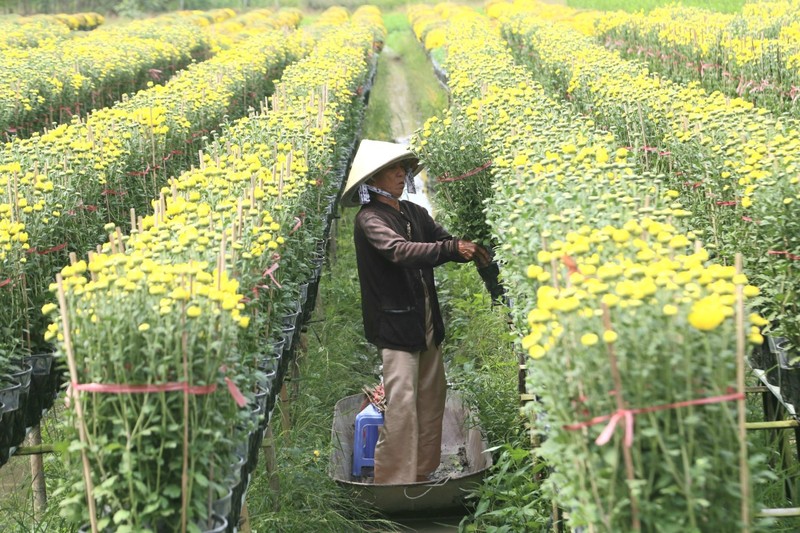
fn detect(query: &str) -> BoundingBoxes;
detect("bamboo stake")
[541,236,560,291]
[28,425,47,520]
[180,309,189,533]
[602,304,641,532]
[735,253,751,532]
[56,274,98,533]
[115,227,125,253]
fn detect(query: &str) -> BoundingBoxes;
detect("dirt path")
[383,47,416,140]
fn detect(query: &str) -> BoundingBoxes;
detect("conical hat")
[341,139,424,207]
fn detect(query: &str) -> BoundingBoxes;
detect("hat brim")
[341,140,425,208]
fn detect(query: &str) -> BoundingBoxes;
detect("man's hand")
[457,240,492,268]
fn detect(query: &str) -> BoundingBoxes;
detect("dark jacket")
[354,200,467,351]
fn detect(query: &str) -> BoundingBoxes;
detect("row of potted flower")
[1,10,226,140]
[410,4,767,530]
[493,0,800,115]
[493,0,800,378]
[0,9,308,373]
[0,11,105,50]
[0,9,311,471]
[47,6,382,531]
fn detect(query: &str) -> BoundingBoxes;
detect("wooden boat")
[329,391,493,517]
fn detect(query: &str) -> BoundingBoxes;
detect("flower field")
[0,9,231,140]
[0,12,104,50]
[3,4,383,530]
[1,1,799,531]
[510,0,800,115]
[492,0,799,368]
[0,8,307,370]
[410,1,798,530]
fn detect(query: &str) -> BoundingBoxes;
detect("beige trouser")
[374,295,447,485]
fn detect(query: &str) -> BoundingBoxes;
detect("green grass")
[567,0,746,13]
[391,19,449,126]
[0,406,77,532]
[362,12,448,141]
[361,45,393,141]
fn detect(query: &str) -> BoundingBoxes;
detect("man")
[341,139,491,484]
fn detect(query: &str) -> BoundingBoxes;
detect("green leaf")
[163,484,181,498]
[113,509,131,524]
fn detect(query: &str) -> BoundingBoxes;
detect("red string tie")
[437,160,493,182]
[262,262,281,289]
[768,250,800,260]
[290,215,304,234]
[26,242,67,255]
[72,381,217,395]
[225,377,248,407]
[564,392,745,448]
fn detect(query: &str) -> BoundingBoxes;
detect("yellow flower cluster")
[0,11,224,137]
[492,0,799,346]
[49,3,381,369]
[0,12,105,50]
[212,9,304,50]
[413,7,763,353]
[521,224,763,360]
[494,0,800,114]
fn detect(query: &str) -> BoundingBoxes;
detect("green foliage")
[438,258,551,531]
[438,263,518,444]
[459,443,552,533]
[566,0,746,13]
[412,111,495,247]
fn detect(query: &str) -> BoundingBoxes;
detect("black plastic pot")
[212,486,233,522]
[0,378,20,466]
[255,361,277,416]
[0,362,30,458]
[748,341,768,370]
[266,335,286,357]
[254,386,270,430]
[23,353,54,427]
[764,336,783,386]
[227,454,247,532]
[299,282,310,307]
[198,513,228,533]
[776,339,800,408]
[10,361,33,438]
[247,403,263,471]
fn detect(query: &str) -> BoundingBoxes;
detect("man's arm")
[414,204,492,267]
[357,212,466,268]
